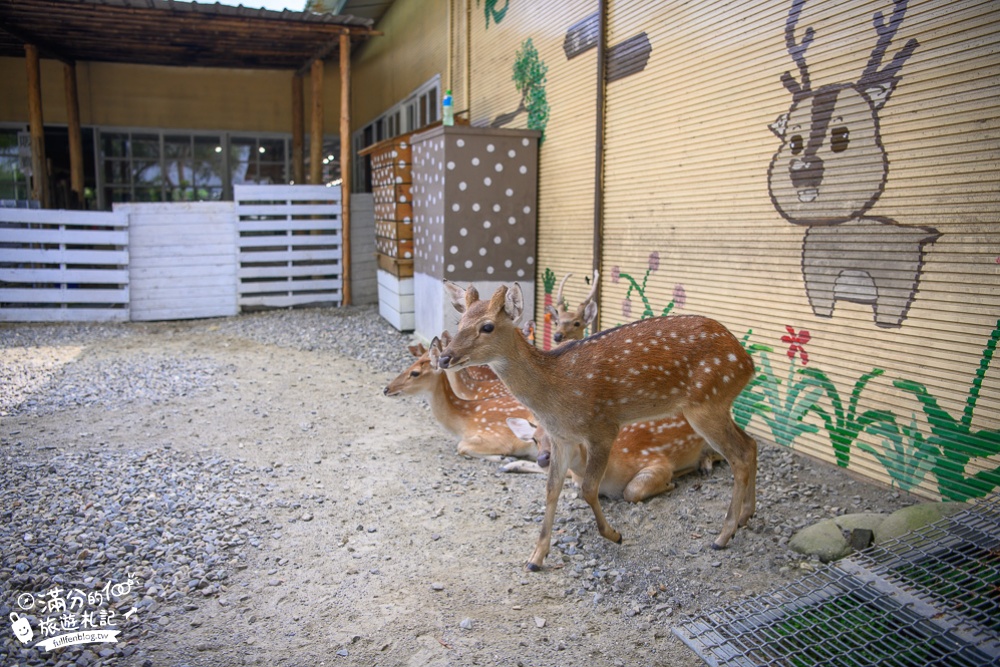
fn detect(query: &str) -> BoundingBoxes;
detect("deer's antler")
[859,0,919,92]
[781,0,815,98]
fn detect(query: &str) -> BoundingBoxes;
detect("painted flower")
[672,284,686,309]
[611,266,620,284]
[648,251,660,272]
[781,325,811,365]
[622,298,632,319]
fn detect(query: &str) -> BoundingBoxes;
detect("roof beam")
[0,20,73,64]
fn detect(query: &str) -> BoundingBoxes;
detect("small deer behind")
[545,271,600,345]
[383,338,537,459]
[507,417,718,502]
[438,282,757,570]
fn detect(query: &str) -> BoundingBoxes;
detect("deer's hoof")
[525,562,541,572]
[710,541,727,551]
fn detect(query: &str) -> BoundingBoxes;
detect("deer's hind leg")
[580,430,623,544]
[682,404,758,549]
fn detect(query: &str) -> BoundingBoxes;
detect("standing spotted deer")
[768,0,938,328]
[438,283,757,570]
[546,271,600,344]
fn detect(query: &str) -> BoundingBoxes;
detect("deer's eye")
[789,134,804,155]
[573,321,581,328]
[480,322,495,333]
[831,126,849,153]
[410,370,420,377]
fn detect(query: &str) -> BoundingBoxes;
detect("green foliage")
[738,344,822,448]
[542,267,556,294]
[512,38,549,134]
[798,366,893,467]
[860,413,935,492]
[477,0,509,29]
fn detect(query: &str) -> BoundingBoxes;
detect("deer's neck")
[429,371,472,436]
[488,335,568,416]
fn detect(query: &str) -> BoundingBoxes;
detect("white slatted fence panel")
[234,185,343,309]
[0,208,129,322]
[122,202,238,322]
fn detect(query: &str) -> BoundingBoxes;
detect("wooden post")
[291,72,305,184]
[63,61,85,208]
[309,58,324,185]
[24,44,50,208]
[339,32,352,307]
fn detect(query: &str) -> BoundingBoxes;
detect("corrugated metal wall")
[597,0,999,501]
[466,0,599,347]
[460,0,998,501]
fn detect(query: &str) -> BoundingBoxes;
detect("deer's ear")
[506,417,536,441]
[505,283,524,322]
[408,344,425,357]
[864,82,894,111]
[769,112,789,139]
[444,281,467,313]
[583,301,599,326]
[465,285,480,310]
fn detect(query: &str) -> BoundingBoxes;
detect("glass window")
[0,129,31,201]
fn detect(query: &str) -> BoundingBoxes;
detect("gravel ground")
[0,306,915,667]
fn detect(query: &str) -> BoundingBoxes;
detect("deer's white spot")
[728,353,738,362]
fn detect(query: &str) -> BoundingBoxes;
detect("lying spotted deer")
[506,417,718,502]
[546,270,600,344]
[438,283,757,571]
[383,338,537,459]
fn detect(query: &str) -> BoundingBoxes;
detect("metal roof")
[0,0,378,70]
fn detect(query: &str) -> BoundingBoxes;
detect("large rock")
[789,519,852,563]
[790,512,892,562]
[833,512,887,533]
[873,502,967,544]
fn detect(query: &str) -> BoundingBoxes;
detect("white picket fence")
[235,184,343,309]
[0,185,345,322]
[0,208,130,322]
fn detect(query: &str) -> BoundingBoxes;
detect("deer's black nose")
[553,332,564,343]
[438,354,452,369]
[789,155,824,189]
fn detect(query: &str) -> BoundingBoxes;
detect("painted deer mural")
[768,0,939,328]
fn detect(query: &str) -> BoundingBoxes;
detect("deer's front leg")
[580,435,621,544]
[526,437,571,572]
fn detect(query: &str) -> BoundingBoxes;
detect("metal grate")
[674,494,1000,666]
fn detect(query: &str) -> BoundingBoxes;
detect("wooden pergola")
[0,0,379,305]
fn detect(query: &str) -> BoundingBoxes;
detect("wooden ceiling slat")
[0,0,375,70]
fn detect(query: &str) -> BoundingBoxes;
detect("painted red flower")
[781,325,811,365]
[611,266,620,283]
[622,297,632,319]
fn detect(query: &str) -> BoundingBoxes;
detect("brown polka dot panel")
[411,126,539,282]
